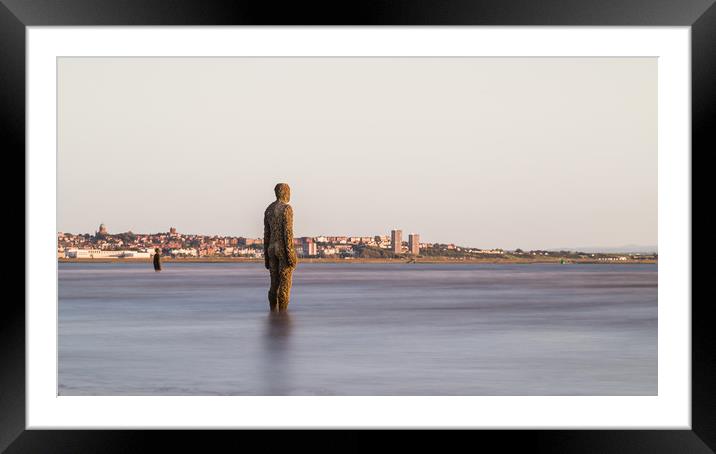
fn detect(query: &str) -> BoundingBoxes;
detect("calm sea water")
[58,262,657,395]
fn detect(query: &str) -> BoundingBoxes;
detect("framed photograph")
[7,0,711,450]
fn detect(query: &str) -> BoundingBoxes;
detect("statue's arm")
[263,208,271,269]
[283,205,297,267]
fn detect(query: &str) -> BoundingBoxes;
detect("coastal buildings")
[57,223,656,262]
[238,237,262,246]
[169,248,197,257]
[66,249,150,259]
[123,251,151,258]
[320,247,338,257]
[301,237,317,257]
[58,225,425,259]
[391,229,402,254]
[409,234,420,255]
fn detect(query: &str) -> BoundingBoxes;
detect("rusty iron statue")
[263,183,297,311]
[153,248,162,271]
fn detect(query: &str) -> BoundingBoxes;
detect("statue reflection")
[261,312,293,395]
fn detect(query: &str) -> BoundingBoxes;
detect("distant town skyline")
[57,223,657,262]
[57,223,657,253]
[58,57,656,250]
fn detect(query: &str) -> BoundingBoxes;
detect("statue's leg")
[276,264,294,311]
[268,255,279,311]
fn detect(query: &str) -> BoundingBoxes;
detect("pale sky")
[58,57,656,250]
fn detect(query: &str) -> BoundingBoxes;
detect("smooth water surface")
[58,262,657,395]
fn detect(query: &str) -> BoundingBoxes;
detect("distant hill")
[546,245,658,254]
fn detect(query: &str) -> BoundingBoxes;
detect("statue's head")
[274,183,291,203]
[155,248,160,253]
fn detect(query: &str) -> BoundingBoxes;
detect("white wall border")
[27,27,690,429]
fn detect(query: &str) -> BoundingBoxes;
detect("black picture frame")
[4,0,710,450]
